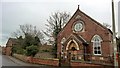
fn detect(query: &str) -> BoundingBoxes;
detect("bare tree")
[43,11,71,58]
[44,11,71,38]
[12,24,44,43]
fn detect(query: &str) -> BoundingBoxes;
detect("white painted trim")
[91,35,103,42]
[93,41,102,55]
[72,20,85,32]
[66,39,79,50]
[91,35,102,55]
[61,37,66,44]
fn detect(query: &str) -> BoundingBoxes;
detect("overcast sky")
[1,0,120,46]
[118,1,120,37]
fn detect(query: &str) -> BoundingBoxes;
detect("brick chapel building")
[57,6,113,63]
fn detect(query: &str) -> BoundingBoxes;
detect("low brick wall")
[28,57,59,66]
[71,61,114,68]
[13,54,59,66]
[71,61,100,67]
[13,54,116,67]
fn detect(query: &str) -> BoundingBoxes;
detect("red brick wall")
[13,54,59,66]
[13,54,115,67]
[71,62,113,68]
[28,58,59,66]
[71,62,100,66]
[57,9,113,60]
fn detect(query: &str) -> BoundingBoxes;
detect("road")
[1,54,60,68]
[0,53,2,67]
[2,55,19,66]
[1,54,45,68]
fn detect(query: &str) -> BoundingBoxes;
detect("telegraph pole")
[112,0,118,68]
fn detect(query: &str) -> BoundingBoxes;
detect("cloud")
[1,0,120,46]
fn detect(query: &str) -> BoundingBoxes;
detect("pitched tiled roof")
[6,38,18,46]
[58,6,111,37]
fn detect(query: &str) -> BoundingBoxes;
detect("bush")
[12,45,26,55]
[26,45,39,57]
[42,50,50,52]
[16,49,26,55]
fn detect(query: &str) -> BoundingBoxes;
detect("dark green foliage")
[17,36,24,48]
[12,32,41,57]
[12,45,26,55]
[33,36,40,45]
[12,34,40,57]
[12,45,18,54]
[42,50,50,52]
[24,34,34,47]
[11,24,44,57]
[26,45,39,57]
[22,34,40,49]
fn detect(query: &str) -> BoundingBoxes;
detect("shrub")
[26,45,39,57]
[12,45,26,55]
[42,50,50,52]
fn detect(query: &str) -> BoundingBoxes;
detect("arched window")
[91,35,103,55]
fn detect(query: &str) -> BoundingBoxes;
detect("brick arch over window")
[66,39,79,50]
[91,35,103,55]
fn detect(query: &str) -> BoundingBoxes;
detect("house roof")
[6,38,18,46]
[58,6,112,37]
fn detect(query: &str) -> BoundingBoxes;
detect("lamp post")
[112,0,118,67]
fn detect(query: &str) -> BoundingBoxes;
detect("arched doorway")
[66,40,79,60]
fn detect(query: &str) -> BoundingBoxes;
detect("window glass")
[92,35,102,55]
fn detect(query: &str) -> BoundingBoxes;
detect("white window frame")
[72,20,85,32]
[91,35,103,55]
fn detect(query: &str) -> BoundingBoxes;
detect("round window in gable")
[73,21,83,32]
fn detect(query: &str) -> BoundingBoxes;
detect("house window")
[91,35,102,55]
